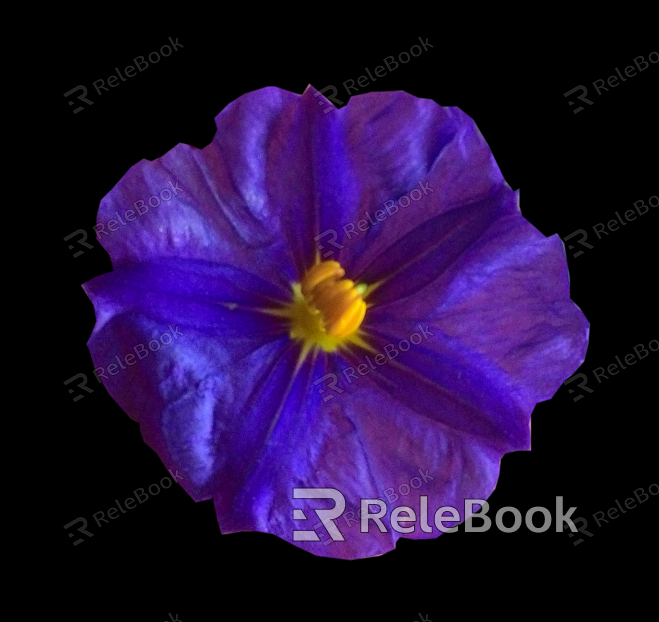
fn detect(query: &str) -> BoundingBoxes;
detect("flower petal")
[94,87,505,290]
[367,210,589,411]
[95,86,364,287]
[344,327,530,452]
[214,354,506,559]
[357,185,518,305]
[83,259,295,489]
[321,91,506,278]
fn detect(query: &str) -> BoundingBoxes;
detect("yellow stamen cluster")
[287,261,367,352]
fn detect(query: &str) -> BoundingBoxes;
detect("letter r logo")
[64,373,94,401]
[563,85,594,114]
[563,229,594,258]
[313,85,344,114]
[313,373,344,402]
[292,488,346,542]
[63,517,94,545]
[313,229,344,258]
[563,373,593,402]
[64,229,94,258]
[63,85,93,114]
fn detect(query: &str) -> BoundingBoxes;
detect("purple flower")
[82,85,588,559]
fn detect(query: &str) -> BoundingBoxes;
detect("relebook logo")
[292,489,578,542]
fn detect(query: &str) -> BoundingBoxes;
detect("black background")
[54,27,657,620]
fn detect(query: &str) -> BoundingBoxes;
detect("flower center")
[287,261,367,352]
